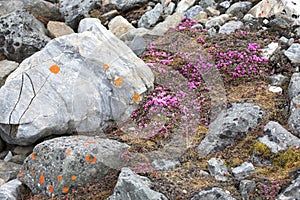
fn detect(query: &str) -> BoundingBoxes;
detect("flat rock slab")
[19,135,130,196]
[284,43,300,64]
[0,18,154,145]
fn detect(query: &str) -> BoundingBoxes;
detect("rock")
[138,3,163,28]
[207,158,229,181]
[207,27,217,36]
[243,13,255,21]
[205,14,230,29]
[176,0,196,13]
[47,21,75,38]
[100,10,119,24]
[284,43,300,63]
[259,121,300,153]
[10,154,27,165]
[108,16,135,38]
[120,27,152,42]
[192,11,208,21]
[19,135,130,196]
[219,21,244,34]
[0,60,19,88]
[198,103,264,158]
[269,17,290,30]
[0,137,4,152]
[268,86,283,94]
[58,0,98,28]
[0,18,154,145]
[0,178,4,186]
[152,12,184,35]
[279,36,289,44]
[268,74,287,86]
[152,159,180,171]
[288,73,300,99]
[164,2,175,15]
[198,0,216,10]
[127,36,147,56]
[239,180,256,200]
[0,9,50,62]
[199,170,210,177]
[184,5,203,19]
[0,151,8,160]
[3,151,12,162]
[232,162,255,179]
[261,42,280,59]
[225,2,252,18]
[107,167,168,200]
[248,0,300,23]
[219,1,230,9]
[0,161,22,182]
[107,0,148,11]
[276,175,300,200]
[191,187,236,200]
[0,0,23,16]
[13,145,34,156]
[295,27,300,37]
[22,0,63,23]
[289,95,300,137]
[0,179,23,200]
[206,6,220,17]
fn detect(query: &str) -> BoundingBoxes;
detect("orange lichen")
[114,77,124,87]
[62,187,69,193]
[133,93,141,103]
[49,64,60,74]
[296,104,299,109]
[31,169,35,175]
[84,141,96,146]
[85,154,97,163]
[66,149,72,155]
[103,64,110,70]
[48,185,54,193]
[18,172,24,177]
[57,175,62,181]
[30,153,37,160]
[71,175,76,180]
[39,172,45,184]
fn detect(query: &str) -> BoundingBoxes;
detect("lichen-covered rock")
[207,158,229,181]
[138,3,163,28]
[197,103,264,158]
[0,18,154,145]
[219,20,243,34]
[284,43,300,64]
[19,136,130,196]
[0,9,50,62]
[0,179,23,200]
[259,121,300,153]
[191,187,236,200]
[108,167,168,200]
[276,175,300,200]
[232,162,255,179]
[0,60,19,88]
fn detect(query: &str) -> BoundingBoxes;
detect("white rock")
[108,16,135,38]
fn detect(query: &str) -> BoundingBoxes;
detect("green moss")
[253,142,272,159]
[273,146,300,168]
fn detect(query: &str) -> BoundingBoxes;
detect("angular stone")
[107,0,148,11]
[47,21,74,38]
[225,2,252,18]
[0,161,22,182]
[191,187,236,200]
[206,6,220,17]
[284,43,300,64]
[152,159,180,171]
[259,121,300,153]
[219,21,244,34]
[0,18,154,145]
[108,16,135,38]
[289,94,300,137]
[198,0,216,10]
[176,0,196,13]
[277,175,300,200]
[289,73,300,99]
[207,158,229,181]
[0,179,23,200]
[184,5,203,19]
[239,180,256,200]
[261,42,279,59]
[126,36,147,56]
[0,60,19,88]
[3,151,12,162]
[232,162,254,179]
[108,167,168,200]
[198,103,264,158]
[268,86,282,94]
[164,2,175,15]
[138,3,163,28]
[19,135,130,196]
[0,9,50,62]
[152,12,184,35]
[0,0,23,16]
[205,14,230,29]
[268,74,287,86]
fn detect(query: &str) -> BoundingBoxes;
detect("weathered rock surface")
[197,103,264,157]
[219,21,243,34]
[276,175,300,200]
[261,42,279,59]
[0,18,154,145]
[284,43,300,64]
[288,94,300,137]
[239,180,256,200]
[207,158,229,181]
[205,14,230,29]
[108,167,168,200]
[152,159,180,171]
[107,0,148,11]
[0,161,22,182]
[288,73,300,99]
[268,74,287,86]
[47,21,75,38]
[184,5,203,19]
[0,9,50,62]
[19,135,130,196]
[0,179,23,200]
[191,187,236,200]
[232,162,255,179]
[0,60,19,88]
[225,2,252,18]
[108,16,135,38]
[176,0,196,13]
[138,3,163,28]
[259,121,300,153]
[0,0,23,16]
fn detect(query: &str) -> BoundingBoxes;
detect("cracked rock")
[207,158,229,181]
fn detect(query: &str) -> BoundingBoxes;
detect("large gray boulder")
[197,103,264,158]
[191,187,236,200]
[0,9,50,62]
[259,121,300,153]
[19,135,130,196]
[108,167,168,200]
[0,18,154,145]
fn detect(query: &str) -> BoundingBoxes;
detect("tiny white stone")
[268,86,283,93]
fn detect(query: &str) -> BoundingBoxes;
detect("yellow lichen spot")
[85,154,97,163]
[103,64,110,70]
[57,175,62,181]
[30,153,36,160]
[71,175,76,180]
[49,64,60,74]
[133,93,141,103]
[62,187,69,193]
[48,185,54,193]
[114,77,124,87]
[39,172,45,184]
